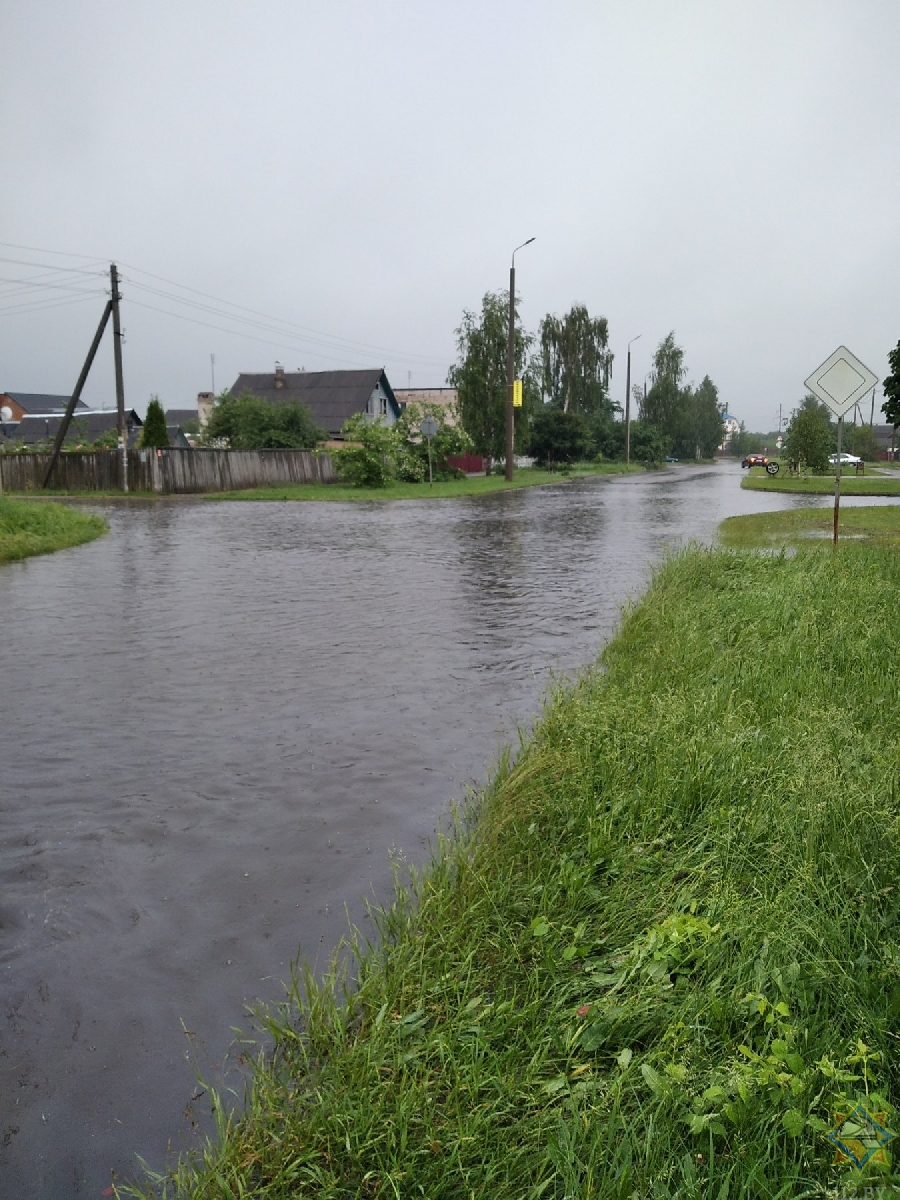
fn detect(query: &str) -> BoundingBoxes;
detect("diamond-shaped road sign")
[804,346,879,418]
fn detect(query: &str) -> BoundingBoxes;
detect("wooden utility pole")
[110,263,128,493]
[505,238,535,482]
[43,301,113,487]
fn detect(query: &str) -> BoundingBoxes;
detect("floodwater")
[1,463,895,1196]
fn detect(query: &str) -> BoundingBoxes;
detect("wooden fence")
[0,448,337,494]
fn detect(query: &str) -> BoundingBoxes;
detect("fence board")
[0,448,336,494]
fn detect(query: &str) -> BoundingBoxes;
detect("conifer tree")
[140,396,170,449]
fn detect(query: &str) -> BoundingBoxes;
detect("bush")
[785,408,833,473]
[332,413,399,487]
[205,391,325,450]
[528,408,589,467]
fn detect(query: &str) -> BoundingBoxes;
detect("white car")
[828,453,862,466]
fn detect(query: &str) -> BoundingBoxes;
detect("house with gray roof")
[2,409,143,448]
[227,365,401,438]
[0,392,90,421]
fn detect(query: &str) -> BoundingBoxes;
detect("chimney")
[274,361,285,389]
[197,391,214,430]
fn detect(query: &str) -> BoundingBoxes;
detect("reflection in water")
[0,464,897,1196]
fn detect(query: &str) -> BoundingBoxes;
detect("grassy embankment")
[211,463,644,502]
[0,496,107,562]
[721,504,900,549]
[130,544,900,1198]
[742,466,900,496]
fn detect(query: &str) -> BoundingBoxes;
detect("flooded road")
[1,463,892,1195]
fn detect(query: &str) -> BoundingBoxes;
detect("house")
[227,365,401,439]
[2,409,143,448]
[165,407,199,447]
[719,411,740,450]
[872,424,899,459]
[0,392,90,421]
[393,387,458,425]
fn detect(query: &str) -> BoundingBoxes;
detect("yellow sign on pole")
[512,379,523,407]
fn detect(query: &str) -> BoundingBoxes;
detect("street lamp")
[624,334,642,466]
[506,237,535,482]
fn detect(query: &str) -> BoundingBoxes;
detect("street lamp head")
[628,334,642,351]
[512,237,536,266]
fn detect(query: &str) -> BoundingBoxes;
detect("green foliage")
[843,422,879,461]
[129,545,900,1197]
[0,497,107,561]
[882,339,900,428]
[332,413,399,487]
[785,405,834,472]
[629,419,671,464]
[539,304,613,416]
[394,401,471,482]
[730,424,766,458]
[205,389,325,450]
[140,396,170,449]
[528,408,589,467]
[446,290,535,460]
[642,335,723,458]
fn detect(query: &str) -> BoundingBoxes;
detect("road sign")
[804,346,878,418]
[419,416,439,439]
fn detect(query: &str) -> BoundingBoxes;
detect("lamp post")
[506,237,535,481]
[624,334,641,466]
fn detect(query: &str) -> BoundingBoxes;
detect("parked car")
[741,454,769,468]
[665,456,679,463]
[828,452,863,466]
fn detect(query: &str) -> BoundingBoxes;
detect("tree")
[692,376,726,459]
[785,405,832,472]
[629,421,670,464]
[140,396,170,449]
[204,390,324,449]
[882,338,900,433]
[539,304,613,415]
[528,409,588,468]
[640,333,685,436]
[332,413,399,487]
[447,291,534,461]
[641,334,722,458]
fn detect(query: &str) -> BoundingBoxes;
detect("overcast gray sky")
[2,1,898,431]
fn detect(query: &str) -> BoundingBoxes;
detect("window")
[379,396,388,418]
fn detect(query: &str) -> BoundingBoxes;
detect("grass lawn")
[210,463,644,502]
[127,543,900,1198]
[720,504,900,548]
[741,466,900,495]
[0,496,107,562]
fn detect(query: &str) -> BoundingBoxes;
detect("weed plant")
[0,496,107,561]
[131,546,900,1198]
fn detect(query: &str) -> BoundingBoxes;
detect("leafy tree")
[205,390,325,450]
[629,421,670,464]
[641,335,722,458]
[332,413,399,487]
[447,291,534,461]
[140,396,170,449]
[528,408,589,468]
[730,425,766,458]
[882,339,900,433]
[539,304,613,415]
[785,405,833,472]
[691,376,726,458]
[843,422,878,461]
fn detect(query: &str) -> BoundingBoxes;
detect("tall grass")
[129,545,900,1198]
[0,496,107,561]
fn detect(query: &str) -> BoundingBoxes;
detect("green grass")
[741,467,900,496]
[126,544,900,1198]
[0,496,107,562]
[720,504,900,549]
[209,463,644,502]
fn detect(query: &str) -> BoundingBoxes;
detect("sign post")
[419,415,439,488]
[803,346,878,546]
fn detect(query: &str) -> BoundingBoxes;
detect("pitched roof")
[164,408,198,426]
[228,368,399,436]
[4,410,142,446]
[3,392,89,414]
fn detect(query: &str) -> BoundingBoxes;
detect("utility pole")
[505,238,535,482]
[43,301,113,487]
[110,263,128,493]
[870,385,876,428]
[211,353,216,395]
[625,335,641,466]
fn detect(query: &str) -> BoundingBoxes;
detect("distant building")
[0,392,90,421]
[227,365,401,439]
[393,387,459,425]
[2,409,143,448]
[719,411,741,449]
